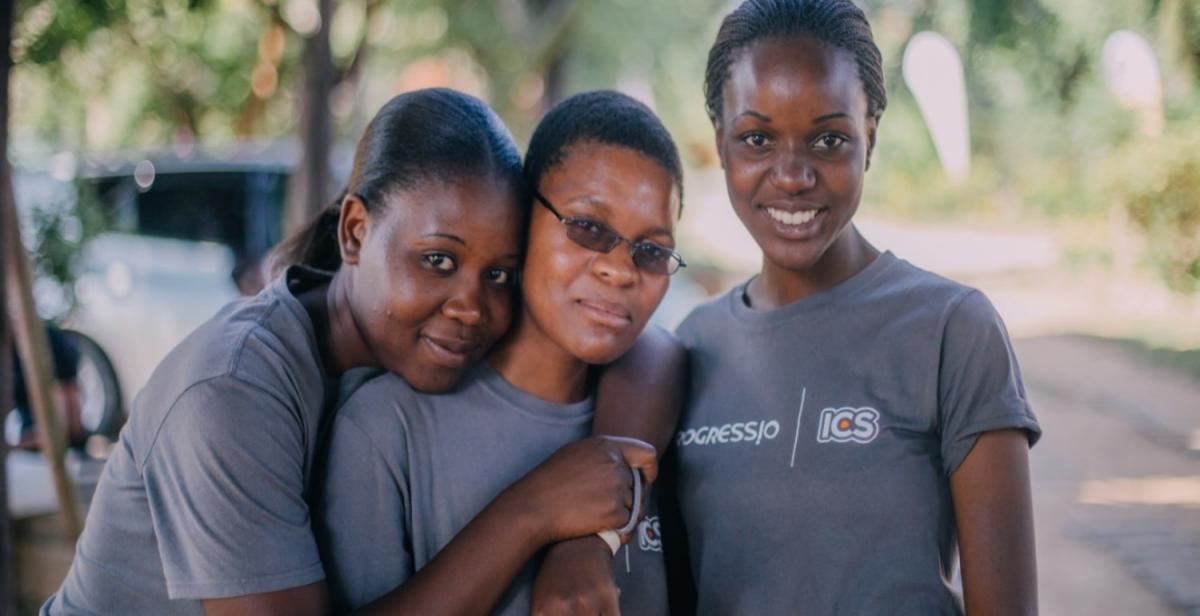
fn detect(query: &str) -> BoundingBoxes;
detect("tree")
[2,0,14,604]
[286,0,336,232]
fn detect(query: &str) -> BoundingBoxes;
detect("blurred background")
[2,0,1198,614]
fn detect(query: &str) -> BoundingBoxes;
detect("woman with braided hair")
[666,1,1041,613]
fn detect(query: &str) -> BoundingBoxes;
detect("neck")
[488,307,589,404]
[298,269,376,377]
[748,225,879,310]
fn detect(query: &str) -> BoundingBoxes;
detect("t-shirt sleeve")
[937,290,1041,476]
[314,407,414,611]
[141,376,325,599]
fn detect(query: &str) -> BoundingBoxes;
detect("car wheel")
[62,329,124,438]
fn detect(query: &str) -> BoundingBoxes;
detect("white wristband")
[596,530,621,556]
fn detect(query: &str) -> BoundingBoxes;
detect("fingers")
[637,462,658,486]
[600,436,657,474]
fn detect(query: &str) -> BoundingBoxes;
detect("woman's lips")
[757,203,826,239]
[576,298,633,330]
[420,335,477,368]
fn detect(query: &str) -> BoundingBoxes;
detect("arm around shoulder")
[594,324,688,459]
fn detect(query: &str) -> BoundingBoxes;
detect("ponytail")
[268,191,346,277]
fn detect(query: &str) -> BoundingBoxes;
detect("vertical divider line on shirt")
[790,387,807,468]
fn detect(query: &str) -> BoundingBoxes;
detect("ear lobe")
[338,195,370,266]
[712,120,727,171]
[864,116,879,172]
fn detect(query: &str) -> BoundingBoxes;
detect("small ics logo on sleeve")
[637,516,662,552]
[816,406,880,444]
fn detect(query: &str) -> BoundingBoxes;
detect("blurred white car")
[11,150,292,444]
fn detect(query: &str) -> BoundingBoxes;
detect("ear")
[338,194,370,266]
[864,115,879,172]
[712,118,727,171]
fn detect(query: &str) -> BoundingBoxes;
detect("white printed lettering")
[816,407,880,444]
[676,419,782,448]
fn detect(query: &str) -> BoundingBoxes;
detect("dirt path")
[1017,335,1200,615]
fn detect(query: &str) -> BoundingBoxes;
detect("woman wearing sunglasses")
[314,90,685,615]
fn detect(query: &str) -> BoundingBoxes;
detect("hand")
[531,537,621,616]
[502,436,657,544]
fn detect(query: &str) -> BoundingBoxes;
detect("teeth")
[766,207,818,226]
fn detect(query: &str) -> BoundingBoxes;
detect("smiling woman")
[667,1,1042,615]
[329,179,522,392]
[315,90,686,616]
[41,88,542,616]
[716,31,879,306]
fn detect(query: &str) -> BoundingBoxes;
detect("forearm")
[951,429,1038,615]
[354,489,546,616]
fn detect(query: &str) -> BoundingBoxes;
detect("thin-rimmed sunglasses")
[535,192,687,276]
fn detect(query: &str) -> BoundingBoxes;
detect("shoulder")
[324,372,424,476]
[876,257,976,306]
[138,373,307,470]
[151,285,317,393]
[883,259,1006,334]
[675,286,738,345]
[127,288,321,447]
[335,371,421,434]
[620,325,686,366]
[861,256,995,332]
[605,325,687,387]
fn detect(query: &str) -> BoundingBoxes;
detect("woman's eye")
[421,252,457,273]
[740,132,770,148]
[813,134,847,150]
[637,242,669,259]
[487,268,515,287]
[575,219,607,238]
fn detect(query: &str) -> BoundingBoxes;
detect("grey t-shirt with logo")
[314,364,668,615]
[44,267,334,615]
[672,251,1040,615]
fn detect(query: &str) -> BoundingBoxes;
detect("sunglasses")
[535,192,687,276]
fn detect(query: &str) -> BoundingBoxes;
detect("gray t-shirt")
[45,267,334,615]
[672,251,1040,615]
[315,364,668,616]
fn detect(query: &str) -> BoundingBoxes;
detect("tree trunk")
[0,0,81,545]
[285,0,336,234]
[1,0,16,608]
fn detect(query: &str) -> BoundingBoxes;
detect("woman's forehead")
[542,146,675,219]
[724,37,866,118]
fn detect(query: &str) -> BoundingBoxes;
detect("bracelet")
[595,466,644,557]
[617,465,643,535]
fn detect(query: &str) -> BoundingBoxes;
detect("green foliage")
[14,0,129,65]
[1104,126,1200,294]
[21,181,110,318]
[9,0,1200,295]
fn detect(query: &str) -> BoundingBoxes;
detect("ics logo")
[816,406,880,444]
[637,516,662,552]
